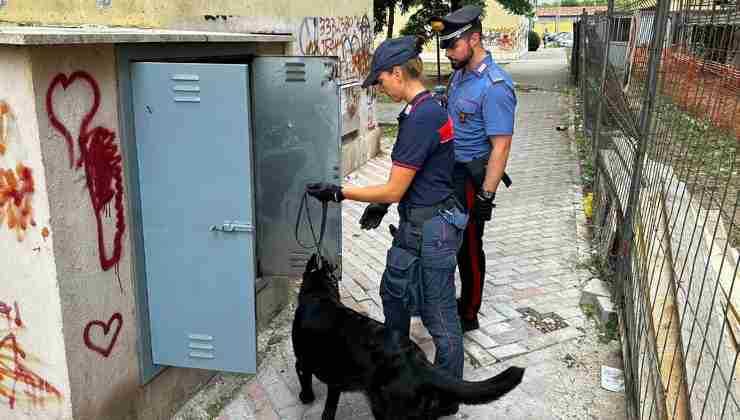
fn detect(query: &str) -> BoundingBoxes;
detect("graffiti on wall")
[298,15,373,82]
[0,300,63,410]
[46,71,126,276]
[83,312,122,358]
[366,86,377,130]
[482,27,520,51]
[0,162,36,242]
[341,85,362,135]
[0,101,12,156]
[481,23,529,61]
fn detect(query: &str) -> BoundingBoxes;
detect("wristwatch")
[480,190,495,200]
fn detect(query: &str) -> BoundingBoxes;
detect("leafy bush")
[528,30,541,52]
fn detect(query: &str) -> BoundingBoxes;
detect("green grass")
[648,99,739,246]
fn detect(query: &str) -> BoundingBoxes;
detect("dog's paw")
[299,390,315,404]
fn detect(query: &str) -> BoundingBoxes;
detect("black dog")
[292,254,525,420]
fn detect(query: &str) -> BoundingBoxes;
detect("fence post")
[616,0,673,415]
[579,9,587,127]
[591,1,615,216]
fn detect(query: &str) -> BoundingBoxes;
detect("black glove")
[306,182,344,203]
[473,192,495,222]
[359,203,390,230]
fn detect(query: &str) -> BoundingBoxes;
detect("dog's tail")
[424,366,525,405]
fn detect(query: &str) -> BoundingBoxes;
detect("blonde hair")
[399,57,424,80]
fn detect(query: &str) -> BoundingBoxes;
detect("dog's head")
[298,253,340,302]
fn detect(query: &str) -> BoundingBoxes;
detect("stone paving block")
[487,318,542,346]
[245,381,280,420]
[523,326,584,352]
[479,308,507,325]
[596,295,617,325]
[494,302,523,319]
[345,263,379,291]
[482,321,515,336]
[344,278,372,303]
[579,278,612,307]
[367,288,382,307]
[262,374,300,411]
[489,342,529,360]
[512,287,546,300]
[366,301,385,323]
[463,337,498,367]
[490,275,516,286]
[558,306,585,319]
[510,281,539,290]
[466,329,499,349]
[276,404,305,420]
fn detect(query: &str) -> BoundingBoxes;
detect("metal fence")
[575,0,740,418]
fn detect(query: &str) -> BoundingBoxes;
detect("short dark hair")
[462,20,483,40]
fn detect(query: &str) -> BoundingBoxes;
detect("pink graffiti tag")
[46,72,126,276]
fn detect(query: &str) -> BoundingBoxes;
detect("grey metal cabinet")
[251,57,342,278]
[129,56,341,375]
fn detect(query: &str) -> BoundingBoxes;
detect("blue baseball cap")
[362,36,423,88]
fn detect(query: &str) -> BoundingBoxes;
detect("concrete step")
[580,278,617,325]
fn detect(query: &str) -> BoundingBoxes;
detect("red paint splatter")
[0,163,35,241]
[0,333,63,409]
[0,301,22,329]
[83,313,122,358]
[0,101,11,156]
[46,71,125,272]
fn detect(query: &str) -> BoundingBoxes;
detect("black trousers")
[452,162,487,322]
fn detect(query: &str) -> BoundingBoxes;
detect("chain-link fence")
[575,0,740,418]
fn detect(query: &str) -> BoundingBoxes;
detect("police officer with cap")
[430,5,517,333]
[306,36,468,411]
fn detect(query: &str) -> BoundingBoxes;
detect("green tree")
[374,0,535,39]
[374,0,418,37]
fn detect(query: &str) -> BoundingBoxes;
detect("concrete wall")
[0,1,367,31]
[0,46,74,420]
[0,2,380,418]
[22,44,212,420]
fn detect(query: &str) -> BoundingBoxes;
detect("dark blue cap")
[430,5,483,49]
[362,36,422,88]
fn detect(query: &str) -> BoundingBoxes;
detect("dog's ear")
[298,298,338,331]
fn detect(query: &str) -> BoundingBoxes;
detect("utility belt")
[383,194,468,316]
[398,194,461,227]
[455,157,513,189]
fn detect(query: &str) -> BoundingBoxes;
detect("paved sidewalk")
[173,49,626,420]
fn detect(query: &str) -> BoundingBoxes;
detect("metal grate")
[171,74,201,103]
[576,0,740,417]
[285,62,307,82]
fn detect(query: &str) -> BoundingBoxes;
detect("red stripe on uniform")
[392,161,420,171]
[465,179,482,320]
[438,117,454,144]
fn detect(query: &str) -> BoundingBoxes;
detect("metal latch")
[210,221,254,233]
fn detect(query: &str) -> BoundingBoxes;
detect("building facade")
[0,2,377,419]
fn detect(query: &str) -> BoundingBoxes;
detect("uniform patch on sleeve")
[438,117,454,144]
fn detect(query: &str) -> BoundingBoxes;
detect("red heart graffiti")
[46,71,125,274]
[83,313,123,357]
[46,71,101,169]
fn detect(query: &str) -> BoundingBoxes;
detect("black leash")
[295,192,329,268]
